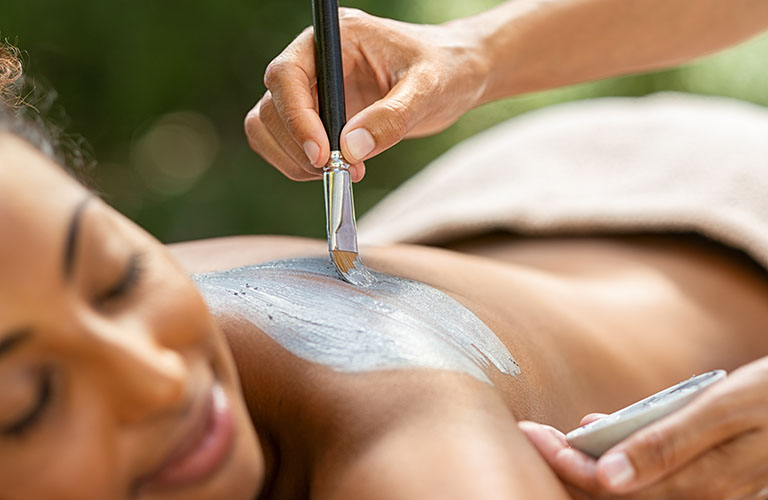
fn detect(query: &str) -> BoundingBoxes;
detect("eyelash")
[1,368,54,438]
[96,252,146,305]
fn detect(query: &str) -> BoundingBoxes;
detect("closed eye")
[1,367,53,437]
[96,252,145,305]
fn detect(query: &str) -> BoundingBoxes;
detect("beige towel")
[358,93,768,269]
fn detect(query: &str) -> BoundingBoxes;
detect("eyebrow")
[64,196,93,280]
[0,329,31,360]
[0,198,92,361]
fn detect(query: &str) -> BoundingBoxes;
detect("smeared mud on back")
[194,258,520,384]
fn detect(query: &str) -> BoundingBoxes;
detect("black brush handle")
[312,0,346,152]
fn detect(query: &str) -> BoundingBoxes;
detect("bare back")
[168,234,768,499]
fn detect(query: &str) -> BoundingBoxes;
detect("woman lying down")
[3,55,768,500]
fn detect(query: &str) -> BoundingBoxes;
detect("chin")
[140,420,264,500]
[191,448,264,500]
[139,378,265,500]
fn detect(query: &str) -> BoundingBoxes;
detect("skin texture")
[171,231,768,499]
[521,360,768,500]
[453,234,768,499]
[3,129,768,497]
[246,9,487,182]
[0,134,264,500]
[245,2,768,495]
[0,131,586,499]
[245,0,768,182]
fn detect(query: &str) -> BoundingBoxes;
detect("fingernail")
[303,140,321,166]
[344,128,375,161]
[600,452,635,489]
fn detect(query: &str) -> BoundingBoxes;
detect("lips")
[139,384,236,492]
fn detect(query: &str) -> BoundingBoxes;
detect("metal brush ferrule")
[323,150,358,254]
[324,150,350,171]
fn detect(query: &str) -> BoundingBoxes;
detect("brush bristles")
[330,250,375,286]
[331,250,357,275]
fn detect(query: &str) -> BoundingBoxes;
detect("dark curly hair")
[0,39,92,181]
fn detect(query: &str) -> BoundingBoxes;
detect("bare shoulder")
[167,235,327,274]
[312,370,573,500]
[215,313,568,499]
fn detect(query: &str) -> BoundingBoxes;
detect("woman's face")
[0,133,264,500]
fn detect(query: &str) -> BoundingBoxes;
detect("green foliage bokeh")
[3,0,767,243]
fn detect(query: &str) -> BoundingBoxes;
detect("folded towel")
[358,93,768,269]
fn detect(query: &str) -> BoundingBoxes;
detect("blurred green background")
[3,1,767,243]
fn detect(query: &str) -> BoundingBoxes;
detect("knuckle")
[634,426,679,472]
[244,107,259,135]
[257,94,275,122]
[282,110,305,135]
[338,7,366,23]
[263,59,288,89]
[380,99,411,139]
[709,399,741,431]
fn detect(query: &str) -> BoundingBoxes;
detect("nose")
[89,320,191,425]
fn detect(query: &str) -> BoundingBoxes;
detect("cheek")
[0,392,126,500]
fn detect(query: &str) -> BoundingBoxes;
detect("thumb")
[340,76,426,163]
[595,385,750,493]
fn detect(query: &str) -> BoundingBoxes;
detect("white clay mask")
[194,258,520,384]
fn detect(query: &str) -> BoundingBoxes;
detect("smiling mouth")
[138,384,236,493]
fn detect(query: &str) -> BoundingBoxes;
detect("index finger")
[518,422,604,495]
[263,28,330,167]
[579,413,608,426]
[598,377,760,493]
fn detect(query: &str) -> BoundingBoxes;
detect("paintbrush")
[312,0,374,286]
